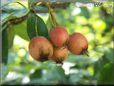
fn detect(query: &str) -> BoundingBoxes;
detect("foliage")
[1,0,114,85]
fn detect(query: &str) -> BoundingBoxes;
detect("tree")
[1,0,114,85]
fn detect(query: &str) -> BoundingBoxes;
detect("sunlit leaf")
[13,20,29,41]
[46,15,54,31]
[2,4,28,21]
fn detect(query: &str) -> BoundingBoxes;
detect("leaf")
[80,7,90,19]
[93,57,109,78]
[2,28,8,64]
[30,69,42,79]
[1,13,17,23]
[104,48,114,63]
[2,8,28,25]
[66,54,93,67]
[13,20,29,41]
[2,3,28,18]
[69,73,83,84]
[27,13,37,39]
[2,78,22,85]
[7,27,15,48]
[28,0,37,7]
[46,15,54,31]
[98,63,114,84]
[1,0,13,7]
[41,64,67,83]
[36,15,49,38]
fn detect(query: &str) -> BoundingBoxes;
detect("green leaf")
[28,0,37,8]
[69,73,83,84]
[30,69,42,79]
[7,27,15,48]
[27,13,37,39]
[13,20,29,41]
[2,3,28,17]
[1,13,17,23]
[104,48,114,63]
[46,15,54,31]
[42,64,67,83]
[98,63,114,84]
[93,57,109,77]
[80,7,90,19]
[36,15,49,38]
[2,7,28,23]
[66,54,93,67]
[2,28,8,64]
[2,78,22,85]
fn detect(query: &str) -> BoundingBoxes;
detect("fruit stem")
[84,50,89,57]
[46,3,58,28]
[57,62,63,65]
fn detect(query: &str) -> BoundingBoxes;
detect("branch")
[9,14,27,24]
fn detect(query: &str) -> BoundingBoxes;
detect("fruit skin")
[49,26,69,48]
[67,32,88,55]
[29,36,53,61]
[49,47,68,63]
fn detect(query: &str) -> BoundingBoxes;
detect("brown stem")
[9,14,28,25]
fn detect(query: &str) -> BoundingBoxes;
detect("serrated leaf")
[36,15,49,38]
[2,28,8,64]
[27,13,37,39]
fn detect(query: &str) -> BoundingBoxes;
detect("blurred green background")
[1,0,114,85]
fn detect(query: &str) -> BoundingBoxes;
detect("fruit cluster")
[29,26,88,63]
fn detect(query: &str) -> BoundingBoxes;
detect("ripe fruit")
[67,32,88,55]
[49,47,68,63]
[29,36,53,61]
[49,26,69,47]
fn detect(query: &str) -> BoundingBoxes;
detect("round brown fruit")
[49,47,68,63]
[49,26,69,47]
[29,36,53,62]
[67,32,88,55]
